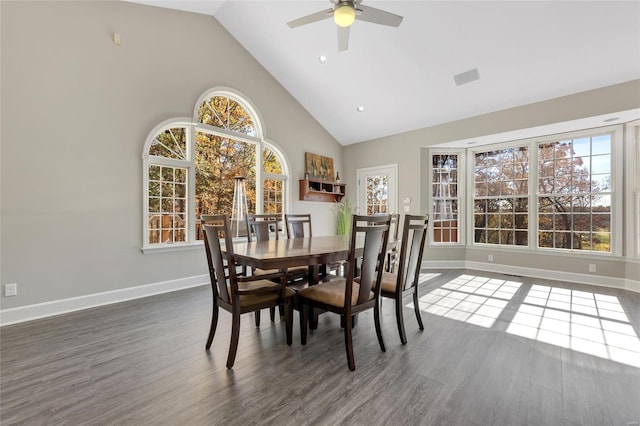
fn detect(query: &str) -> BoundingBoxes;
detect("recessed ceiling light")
[356,106,364,112]
[318,55,327,64]
[603,117,620,122]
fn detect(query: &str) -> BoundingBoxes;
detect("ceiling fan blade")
[356,5,403,27]
[337,25,350,51]
[287,8,333,28]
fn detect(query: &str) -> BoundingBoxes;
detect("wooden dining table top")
[229,235,353,271]
[228,234,398,272]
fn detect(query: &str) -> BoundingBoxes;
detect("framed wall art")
[305,152,335,181]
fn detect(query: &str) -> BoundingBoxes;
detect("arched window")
[142,89,289,252]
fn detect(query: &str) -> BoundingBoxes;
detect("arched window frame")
[142,88,290,253]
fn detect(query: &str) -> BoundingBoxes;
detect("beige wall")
[343,80,640,285]
[0,1,341,309]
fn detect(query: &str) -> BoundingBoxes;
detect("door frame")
[356,163,399,215]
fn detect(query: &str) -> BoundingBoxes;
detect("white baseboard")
[0,274,209,326]
[422,260,640,293]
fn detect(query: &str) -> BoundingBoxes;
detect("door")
[356,164,398,215]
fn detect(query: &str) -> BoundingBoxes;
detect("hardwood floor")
[1,269,639,425]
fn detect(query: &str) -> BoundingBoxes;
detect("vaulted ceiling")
[128,1,640,145]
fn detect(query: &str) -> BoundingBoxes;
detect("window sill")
[142,242,203,255]
[141,237,246,255]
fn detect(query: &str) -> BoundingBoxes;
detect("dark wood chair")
[285,213,345,279]
[246,213,282,243]
[297,214,391,371]
[357,214,429,344]
[202,215,294,369]
[246,213,307,323]
[201,214,246,277]
[284,213,312,239]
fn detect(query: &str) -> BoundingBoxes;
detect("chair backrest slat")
[389,213,400,243]
[202,215,238,303]
[397,214,430,292]
[246,214,282,242]
[346,215,391,306]
[285,214,312,239]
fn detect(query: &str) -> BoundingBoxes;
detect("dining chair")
[284,213,312,239]
[246,213,307,323]
[356,214,429,344]
[202,215,294,369]
[246,213,283,243]
[285,213,345,280]
[297,214,391,371]
[201,214,245,277]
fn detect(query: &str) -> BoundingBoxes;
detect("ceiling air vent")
[454,68,480,86]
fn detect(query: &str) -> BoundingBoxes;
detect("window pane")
[536,134,613,253]
[194,132,256,237]
[197,96,256,136]
[149,182,160,197]
[432,154,459,243]
[367,174,389,216]
[149,165,160,181]
[473,146,528,246]
[149,127,187,160]
[146,165,188,246]
[263,147,283,174]
[263,179,283,214]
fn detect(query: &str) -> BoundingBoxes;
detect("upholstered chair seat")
[297,280,373,308]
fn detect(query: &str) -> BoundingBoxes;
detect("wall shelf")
[299,179,346,202]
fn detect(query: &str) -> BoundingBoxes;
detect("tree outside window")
[473,146,529,246]
[537,137,612,252]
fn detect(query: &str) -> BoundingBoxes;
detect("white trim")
[0,275,210,327]
[434,108,640,149]
[624,119,640,258]
[422,260,466,270]
[141,242,203,254]
[421,260,640,293]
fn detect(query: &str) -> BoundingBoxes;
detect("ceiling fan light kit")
[287,0,403,51]
[334,3,356,27]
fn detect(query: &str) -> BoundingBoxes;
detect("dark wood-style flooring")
[1,269,639,425]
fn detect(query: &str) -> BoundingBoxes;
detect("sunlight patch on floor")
[416,274,522,328]
[418,272,441,284]
[507,285,640,368]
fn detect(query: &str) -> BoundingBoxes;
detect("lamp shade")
[334,4,355,27]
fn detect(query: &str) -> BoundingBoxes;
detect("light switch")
[403,205,410,213]
[403,197,411,204]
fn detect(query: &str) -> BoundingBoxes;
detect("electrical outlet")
[588,264,596,273]
[488,254,494,262]
[4,283,17,297]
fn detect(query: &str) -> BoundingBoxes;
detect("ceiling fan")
[287,0,403,52]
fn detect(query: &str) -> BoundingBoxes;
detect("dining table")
[229,234,398,280]
[226,234,398,328]
[230,235,353,285]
